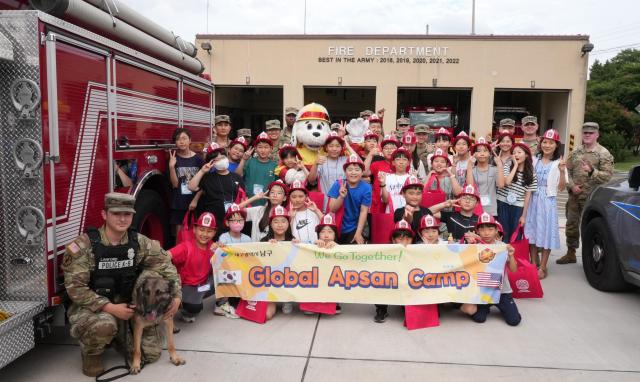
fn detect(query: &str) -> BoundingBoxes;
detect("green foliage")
[586,49,640,161]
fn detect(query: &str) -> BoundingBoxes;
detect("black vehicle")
[581,165,640,291]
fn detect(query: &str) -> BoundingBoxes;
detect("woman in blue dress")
[525,129,567,279]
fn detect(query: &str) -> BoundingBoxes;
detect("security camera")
[581,43,594,56]
[201,42,212,54]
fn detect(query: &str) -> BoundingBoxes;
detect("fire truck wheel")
[133,189,169,246]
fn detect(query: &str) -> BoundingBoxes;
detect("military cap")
[330,123,341,131]
[105,192,136,213]
[499,118,515,127]
[265,119,282,130]
[521,115,538,125]
[237,128,252,137]
[396,117,410,125]
[582,122,599,132]
[414,124,429,133]
[359,109,374,118]
[214,115,231,125]
[285,107,299,116]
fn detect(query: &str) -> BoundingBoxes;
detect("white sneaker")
[215,302,239,319]
[282,302,293,314]
[178,310,196,323]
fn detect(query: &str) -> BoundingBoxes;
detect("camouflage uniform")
[414,124,432,170]
[63,226,182,361]
[563,134,614,256]
[266,119,288,161]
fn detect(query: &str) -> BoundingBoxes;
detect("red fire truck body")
[0,9,212,368]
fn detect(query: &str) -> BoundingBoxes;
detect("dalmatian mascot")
[291,102,331,167]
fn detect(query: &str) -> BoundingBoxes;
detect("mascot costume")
[291,103,332,167]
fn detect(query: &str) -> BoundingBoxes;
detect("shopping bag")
[370,212,395,244]
[404,304,440,330]
[299,302,337,315]
[421,175,446,208]
[507,225,543,298]
[308,191,325,213]
[235,299,268,324]
[510,225,530,262]
[326,179,346,234]
[508,256,544,298]
[176,210,196,244]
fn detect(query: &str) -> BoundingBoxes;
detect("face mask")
[229,222,244,233]
[214,158,229,171]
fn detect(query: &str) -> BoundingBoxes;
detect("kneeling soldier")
[62,193,182,377]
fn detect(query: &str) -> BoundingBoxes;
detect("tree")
[586,49,640,160]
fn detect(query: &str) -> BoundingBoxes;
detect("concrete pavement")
[1,226,639,382]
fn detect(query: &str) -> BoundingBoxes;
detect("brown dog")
[130,274,185,374]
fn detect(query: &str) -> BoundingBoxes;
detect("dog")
[130,274,185,374]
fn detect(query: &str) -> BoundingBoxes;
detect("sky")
[127,0,639,70]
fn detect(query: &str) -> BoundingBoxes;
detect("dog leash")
[95,320,145,382]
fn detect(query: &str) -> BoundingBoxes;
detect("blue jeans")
[497,201,524,243]
[471,293,521,326]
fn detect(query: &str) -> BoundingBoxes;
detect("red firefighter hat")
[368,115,383,124]
[288,180,308,194]
[230,136,249,150]
[541,129,561,143]
[430,148,451,166]
[203,142,226,156]
[402,131,417,145]
[324,131,345,147]
[381,134,401,148]
[471,137,492,154]
[266,179,289,196]
[453,131,472,146]
[391,219,415,238]
[401,175,423,193]
[269,205,289,221]
[343,154,365,171]
[364,129,379,141]
[278,143,302,159]
[435,127,453,141]
[315,213,338,233]
[512,142,532,157]
[224,203,247,226]
[391,146,413,161]
[496,131,514,144]
[496,221,505,236]
[419,214,441,230]
[297,103,330,123]
[253,131,273,147]
[196,212,217,229]
[475,212,498,228]
[460,183,480,201]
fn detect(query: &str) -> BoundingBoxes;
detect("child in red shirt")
[169,212,222,322]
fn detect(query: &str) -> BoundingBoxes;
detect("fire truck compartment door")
[0,31,13,61]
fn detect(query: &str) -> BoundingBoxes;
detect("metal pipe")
[30,0,204,74]
[471,0,476,35]
[82,0,198,57]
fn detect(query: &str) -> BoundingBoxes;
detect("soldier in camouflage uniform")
[557,122,614,264]
[283,106,298,143]
[521,116,540,153]
[394,117,410,140]
[62,193,182,377]
[414,123,432,170]
[266,119,288,161]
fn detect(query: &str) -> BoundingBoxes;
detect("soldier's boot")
[556,248,577,264]
[82,353,104,377]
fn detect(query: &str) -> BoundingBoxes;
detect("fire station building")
[195,34,591,147]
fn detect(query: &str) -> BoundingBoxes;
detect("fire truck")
[0,0,213,368]
[492,106,530,139]
[402,106,457,141]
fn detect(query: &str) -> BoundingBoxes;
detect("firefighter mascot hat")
[291,102,331,167]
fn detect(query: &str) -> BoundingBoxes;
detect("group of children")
[166,114,567,328]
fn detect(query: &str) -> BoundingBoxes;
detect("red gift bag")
[308,191,325,213]
[507,226,544,298]
[326,179,346,234]
[370,212,395,244]
[404,304,440,330]
[299,302,337,315]
[176,211,196,244]
[421,175,446,208]
[235,299,268,324]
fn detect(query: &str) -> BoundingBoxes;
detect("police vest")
[87,228,141,303]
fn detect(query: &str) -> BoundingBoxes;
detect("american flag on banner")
[476,272,502,288]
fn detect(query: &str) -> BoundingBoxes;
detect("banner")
[212,243,507,305]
